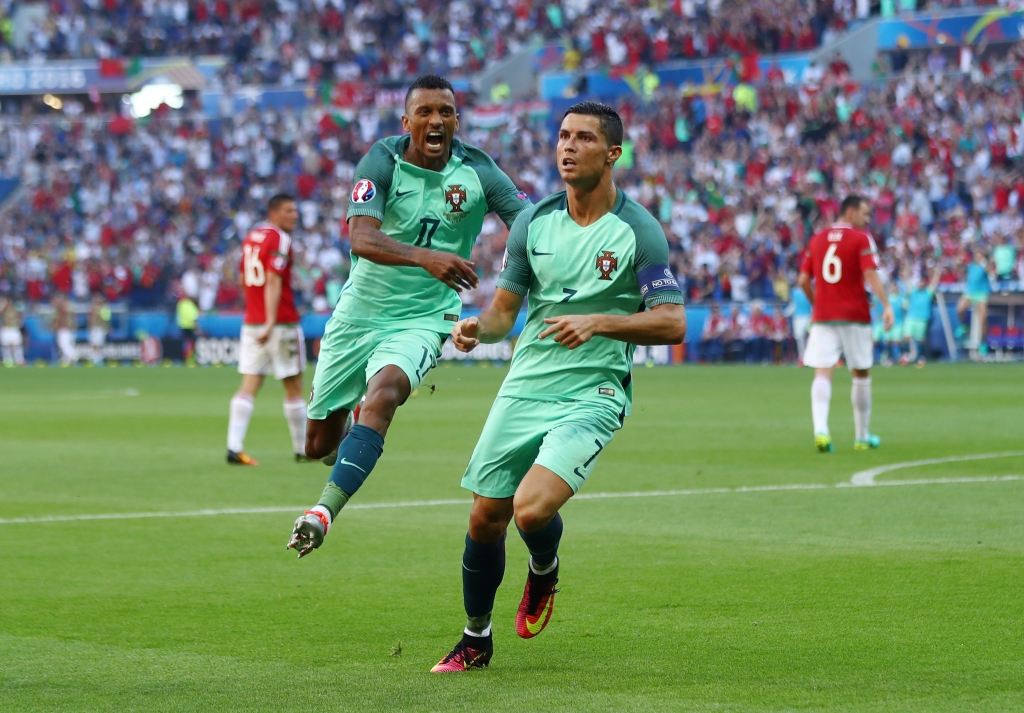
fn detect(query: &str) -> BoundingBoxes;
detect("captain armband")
[637,264,680,299]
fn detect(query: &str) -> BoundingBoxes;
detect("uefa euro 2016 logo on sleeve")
[351,179,376,204]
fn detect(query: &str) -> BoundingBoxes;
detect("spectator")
[904,271,940,366]
[0,296,25,366]
[87,293,110,366]
[176,289,201,365]
[956,247,994,355]
[788,287,812,363]
[993,233,1018,282]
[770,304,790,363]
[700,304,728,362]
[51,293,77,366]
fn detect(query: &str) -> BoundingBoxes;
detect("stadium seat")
[1005,326,1023,354]
[986,325,1004,352]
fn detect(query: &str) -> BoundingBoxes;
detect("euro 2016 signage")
[0,67,87,93]
[70,337,163,364]
[195,337,241,366]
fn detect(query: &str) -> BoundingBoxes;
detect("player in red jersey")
[798,195,894,453]
[225,194,312,465]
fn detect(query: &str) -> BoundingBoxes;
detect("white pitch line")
[0,499,472,524]
[2,475,1022,526]
[849,451,1024,486]
[3,388,140,402]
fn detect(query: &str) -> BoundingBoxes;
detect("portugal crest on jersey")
[595,251,618,280]
[443,184,468,223]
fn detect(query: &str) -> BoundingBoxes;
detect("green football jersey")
[340,135,531,332]
[496,189,685,416]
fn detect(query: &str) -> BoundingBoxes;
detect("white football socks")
[227,393,255,453]
[811,376,832,436]
[851,377,872,442]
[283,398,308,455]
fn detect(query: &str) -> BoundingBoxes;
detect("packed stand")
[1,0,980,81]
[1,42,1024,364]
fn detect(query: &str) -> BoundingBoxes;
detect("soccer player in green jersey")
[430,102,687,673]
[904,270,940,366]
[287,75,531,557]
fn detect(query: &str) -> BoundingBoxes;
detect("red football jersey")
[240,223,300,325]
[800,223,879,324]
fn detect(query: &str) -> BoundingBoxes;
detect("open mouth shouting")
[425,131,446,152]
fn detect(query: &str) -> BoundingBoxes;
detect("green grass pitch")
[1,363,1023,712]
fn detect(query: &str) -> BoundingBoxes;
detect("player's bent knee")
[365,387,402,415]
[511,498,557,534]
[468,497,513,543]
[304,415,343,458]
[304,437,328,459]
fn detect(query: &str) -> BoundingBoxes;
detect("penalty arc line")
[848,451,1024,486]
[1,475,1022,525]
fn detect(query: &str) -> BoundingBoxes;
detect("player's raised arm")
[349,215,478,292]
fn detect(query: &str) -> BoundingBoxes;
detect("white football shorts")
[57,328,76,358]
[0,326,22,346]
[238,324,305,379]
[88,327,107,348]
[803,323,873,370]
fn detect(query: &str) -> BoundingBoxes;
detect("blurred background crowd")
[6,0,993,79]
[0,0,1022,364]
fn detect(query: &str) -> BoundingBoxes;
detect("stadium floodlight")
[43,94,63,110]
[129,82,184,118]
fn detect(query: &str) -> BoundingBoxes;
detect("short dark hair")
[840,195,867,215]
[562,101,623,147]
[405,74,455,109]
[268,193,296,213]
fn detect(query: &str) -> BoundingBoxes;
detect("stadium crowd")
[1,34,1024,363]
[3,0,995,84]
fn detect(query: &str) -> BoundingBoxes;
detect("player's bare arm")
[349,215,478,292]
[451,289,525,352]
[538,303,686,350]
[256,272,282,345]
[864,268,894,330]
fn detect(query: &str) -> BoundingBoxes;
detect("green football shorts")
[904,317,928,343]
[872,323,884,342]
[307,317,445,420]
[462,396,624,499]
[884,324,903,342]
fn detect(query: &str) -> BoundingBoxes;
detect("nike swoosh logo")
[339,458,367,473]
[463,648,487,669]
[574,467,585,478]
[531,248,554,256]
[396,190,416,197]
[524,598,554,635]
